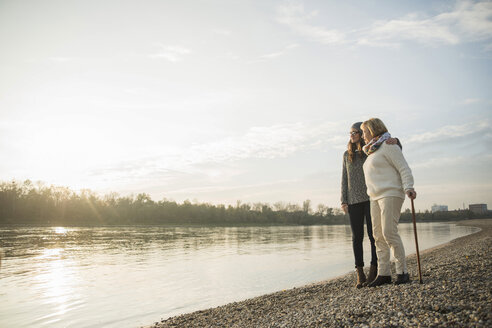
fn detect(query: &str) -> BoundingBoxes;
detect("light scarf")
[363,132,391,155]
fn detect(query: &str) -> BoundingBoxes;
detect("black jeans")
[348,201,377,267]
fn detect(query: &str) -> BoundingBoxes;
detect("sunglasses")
[349,131,361,136]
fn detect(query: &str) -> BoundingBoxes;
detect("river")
[0,222,479,327]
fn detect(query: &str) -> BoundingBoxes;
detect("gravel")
[145,219,492,328]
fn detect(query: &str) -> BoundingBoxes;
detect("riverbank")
[147,219,492,327]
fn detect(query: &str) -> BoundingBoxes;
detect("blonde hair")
[361,118,388,138]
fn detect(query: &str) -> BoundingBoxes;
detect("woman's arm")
[385,145,414,192]
[341,152,349,209]
[386,137,402,149]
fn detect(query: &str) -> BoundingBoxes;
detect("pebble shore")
[147,219,492,328]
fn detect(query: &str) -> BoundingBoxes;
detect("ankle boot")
[355,266,366,288]
[394,273,410,285]
[367,275,392,287]
[363,264,377,286]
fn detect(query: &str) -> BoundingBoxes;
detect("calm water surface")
[0,222,479,327]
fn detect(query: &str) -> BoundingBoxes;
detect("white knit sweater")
[362,142,414,200]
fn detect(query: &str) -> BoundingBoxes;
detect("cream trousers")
[371,197,407,276]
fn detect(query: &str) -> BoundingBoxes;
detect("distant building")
[469,204,488,214]
[431,204,448,213]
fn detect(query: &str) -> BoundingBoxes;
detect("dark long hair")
[347,136,366,162]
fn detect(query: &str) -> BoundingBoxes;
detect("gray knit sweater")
[341,150,370,205]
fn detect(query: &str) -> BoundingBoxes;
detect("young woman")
[340,122,399,288]
[361,118,416,287]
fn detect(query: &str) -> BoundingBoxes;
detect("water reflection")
[0,223,478,328]
[54,227,68,235]
[34,254,72,318]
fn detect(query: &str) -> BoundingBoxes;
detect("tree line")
[0,180,347,225]
[0,180,485,226]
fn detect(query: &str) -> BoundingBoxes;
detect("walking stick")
[411,198,423,284]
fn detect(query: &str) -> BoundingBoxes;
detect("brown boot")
[356,266,366,288]
[363,264,377,287]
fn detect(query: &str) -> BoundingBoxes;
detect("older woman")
[361,118,416,287]
[341,122,400,288]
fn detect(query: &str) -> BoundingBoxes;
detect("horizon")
[1,0,491,212]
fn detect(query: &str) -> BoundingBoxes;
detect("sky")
[1,0,491,212]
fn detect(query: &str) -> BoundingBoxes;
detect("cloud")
[277,1,492,48]
[359,14,459,47]
[255,44,299,61]
[406,120,490,143]
[89,120,346,180]
[484,43,492,52]
[441,0,492,41]
[412,153,492,169]
[461,98,481,105]
[186,121,330,163]
[276,3,346,44]
[149,44,191,62]
[412,156,466,169]
[360,0,492,47]
[258,51,284,60]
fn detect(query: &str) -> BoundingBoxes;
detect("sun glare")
[54,227,67,234]
[39,248,62,259]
